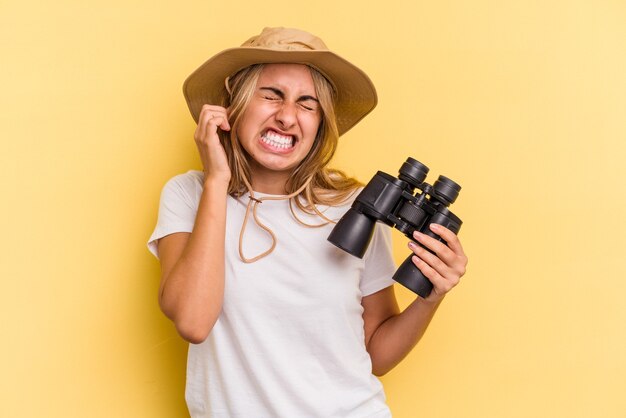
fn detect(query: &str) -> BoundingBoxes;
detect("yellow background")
[1,0,625,417]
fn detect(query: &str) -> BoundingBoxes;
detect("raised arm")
[157,105,231,344]
[363,224,468,375]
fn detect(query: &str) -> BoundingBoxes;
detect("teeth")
[262,131,294,148]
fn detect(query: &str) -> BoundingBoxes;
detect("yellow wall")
[1,1,624,417]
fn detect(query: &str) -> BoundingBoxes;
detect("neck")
[249,170,291,195]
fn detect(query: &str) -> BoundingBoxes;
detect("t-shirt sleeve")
[147,172,202,259]
[359,224,397,296]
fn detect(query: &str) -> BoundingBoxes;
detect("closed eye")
[298,95,319,112]
[299,102,316,111]
[259,87,319,111]
[260,87,283,101]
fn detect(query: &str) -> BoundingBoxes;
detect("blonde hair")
[218,64,362,212]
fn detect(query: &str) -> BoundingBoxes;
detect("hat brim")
[183,47,377,136]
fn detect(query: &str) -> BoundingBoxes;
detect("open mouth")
[261,130,295,150]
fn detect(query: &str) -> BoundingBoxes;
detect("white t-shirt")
[148,170,397,418]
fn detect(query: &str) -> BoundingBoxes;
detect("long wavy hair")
[217,64,362,212]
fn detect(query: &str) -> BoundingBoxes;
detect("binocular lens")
[398,158,429,187]
[433,176,461,205]
[327,208,376,258]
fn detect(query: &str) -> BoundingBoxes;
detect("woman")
[148,27,467,418]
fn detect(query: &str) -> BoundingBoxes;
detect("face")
[236,63,322,181]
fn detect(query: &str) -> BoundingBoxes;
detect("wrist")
[203,174,230,191]
[419,293,445,308]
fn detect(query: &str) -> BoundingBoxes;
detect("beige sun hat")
[183,27,377,136]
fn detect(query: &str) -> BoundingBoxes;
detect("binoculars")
[328,157,463,298]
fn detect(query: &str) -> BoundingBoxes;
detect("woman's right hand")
[194,104,232,185]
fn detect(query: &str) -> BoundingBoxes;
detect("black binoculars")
[327,157,463,298]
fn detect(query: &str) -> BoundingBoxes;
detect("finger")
[429,223,465,255]
[429,224,468,275]
[197,106,230,138]
[202,105,230,130]
[412,231,455,263]
[195,108,213,141]
[412,253,460,295]
[209,114,230,132]
[410,255,447,291]
[218,107,231,130]
[196,115,226,145]
[408,241,450,277]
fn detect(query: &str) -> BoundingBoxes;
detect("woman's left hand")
[408,224,468,303]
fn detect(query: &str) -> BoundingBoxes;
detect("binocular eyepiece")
[327,157,463,298]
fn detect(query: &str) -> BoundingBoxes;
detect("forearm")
[160,179,228,343]
[368,297,443,376]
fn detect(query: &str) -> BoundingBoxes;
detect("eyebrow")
[260,86,319,103]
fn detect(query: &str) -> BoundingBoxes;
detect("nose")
[275,101,297,129]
